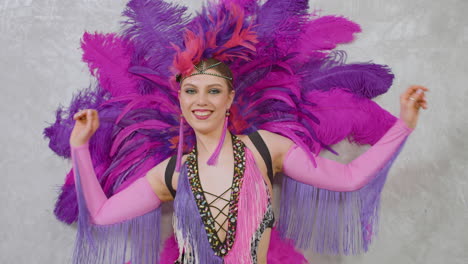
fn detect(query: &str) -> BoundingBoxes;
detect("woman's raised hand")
[400,85,429,129]
[70,109,100,147]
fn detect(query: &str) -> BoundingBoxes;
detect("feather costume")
[44,0,410,262]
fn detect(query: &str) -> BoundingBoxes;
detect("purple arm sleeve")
[283,118,413,191]
[71,143,162,225]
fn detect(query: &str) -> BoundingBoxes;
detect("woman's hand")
[399,85,429,129]
[70,109,100,147]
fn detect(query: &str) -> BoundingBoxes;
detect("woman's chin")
[187,120,223,136]
[191,126,217,135]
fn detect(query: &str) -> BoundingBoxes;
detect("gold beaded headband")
[175,61,233,83]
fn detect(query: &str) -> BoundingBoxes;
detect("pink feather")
[157,228,309,263]
[81,32,138,96]
[267,228,309,264]
[172,3,258,76]
[292,16,361,58]
[172,29,205,76]
[214,4,258,61]
[158,236,180,264]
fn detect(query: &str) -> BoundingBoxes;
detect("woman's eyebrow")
[182,83,197,88]
[182,83,222,89]
[207,83,223,88]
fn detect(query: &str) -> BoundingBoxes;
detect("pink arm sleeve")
[282,118,413,191]
[71,143,162,225]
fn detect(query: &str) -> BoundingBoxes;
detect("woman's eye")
[185,88,196,94]
[209,89,220,94]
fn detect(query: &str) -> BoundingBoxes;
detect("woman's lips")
[192,110,213,120]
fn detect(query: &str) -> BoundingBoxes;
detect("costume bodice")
[173,134,274,264]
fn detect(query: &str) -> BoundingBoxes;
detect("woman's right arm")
[70,109,170,225]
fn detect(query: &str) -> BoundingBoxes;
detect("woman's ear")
[227,90,235,109]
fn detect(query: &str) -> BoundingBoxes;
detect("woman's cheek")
[179,97,192,116]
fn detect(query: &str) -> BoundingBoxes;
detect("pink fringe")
[224,149,268,264]
[206,115,229,166]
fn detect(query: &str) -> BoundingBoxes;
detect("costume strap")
[165,155,177,198]
[248,131,274,182]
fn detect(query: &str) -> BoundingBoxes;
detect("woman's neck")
[195,127,232,160]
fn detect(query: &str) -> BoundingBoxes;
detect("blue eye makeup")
[185,88,196,94]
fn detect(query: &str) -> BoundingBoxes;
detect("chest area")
[173,134,273,261]
[184,138,245,254]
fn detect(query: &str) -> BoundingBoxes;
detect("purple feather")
[255,0,309,59]
[44,86,109,159]
[300,51,395,98]
[121,0,190,78]
[220,0,259,15]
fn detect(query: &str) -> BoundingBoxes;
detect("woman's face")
[178,68,234,135]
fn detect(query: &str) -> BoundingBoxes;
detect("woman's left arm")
[268,85,429,192]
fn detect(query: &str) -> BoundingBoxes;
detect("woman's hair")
[178,58,234,91]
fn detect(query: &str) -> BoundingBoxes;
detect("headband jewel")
[176,61,233,83]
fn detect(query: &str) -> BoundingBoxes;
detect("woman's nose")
[196,93,208,106]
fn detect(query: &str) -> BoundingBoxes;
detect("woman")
[69,57,428,263]
[44,0,430,263]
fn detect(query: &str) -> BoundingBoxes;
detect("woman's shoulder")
[237,130,294,163]
[236,130,294,176]
[257,129,291,142]
[146,155,188,178]
[255,130,294,151]
[145,155,184,201]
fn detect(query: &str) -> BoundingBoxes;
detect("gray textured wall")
[1,0,467,263]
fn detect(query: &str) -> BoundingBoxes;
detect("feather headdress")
[172,2,258,77]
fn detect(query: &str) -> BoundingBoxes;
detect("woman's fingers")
[411,89,424,107]
[70,109,99,146]
[399,85,429,129]
[74,109,88,121]
[401,85,429,102]
[402,85,429,110]
[85,110,93,130]
[420,94,429,109]
[73,109,100,128]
